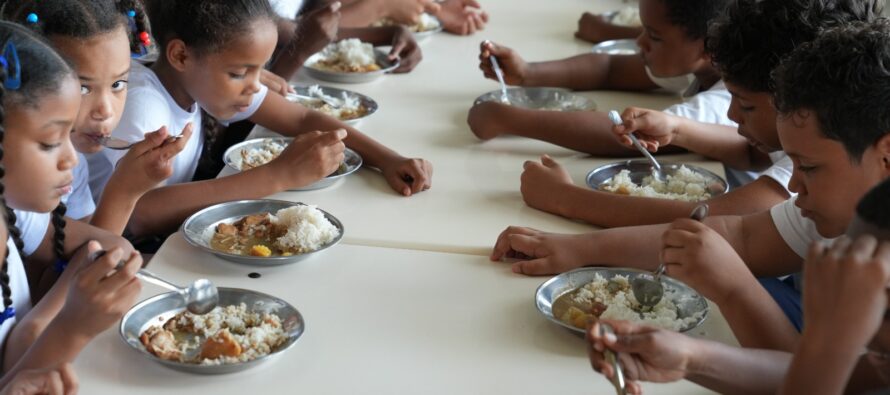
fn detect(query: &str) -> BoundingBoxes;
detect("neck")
[151,58,197,112]
[692,67,721,91]
[847,215,890,240]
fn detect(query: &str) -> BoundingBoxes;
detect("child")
[91,0,433,238]
[469,0,731,157]
[587,169,890,395]
[0,20,141,383]
[5,0,192,236]
[491,13,890,351]
[518,0,876,229]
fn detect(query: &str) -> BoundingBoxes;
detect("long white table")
[75,235,735,394]
[74,0,740,393]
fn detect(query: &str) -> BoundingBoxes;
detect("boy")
[491,12,890,351]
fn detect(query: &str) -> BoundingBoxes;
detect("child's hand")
[384,0,440,25]
[272,129,347,189]
[661,219,752,304]
[466,101,513,140]
[801,236,890,348]
[260,69,295,97]
[520,155,574,216]
[435,0,488,36]
[574,12,614,44]
[612,107,679,152]
[478,41,528,85]
[295,1,341,59]
[113,124,193,197]
[388,26,422,73]
[490,226,588,275]
[587,320,693,394]
[0,363,78,395]
[57,242,142,340]
[379,156,432,196]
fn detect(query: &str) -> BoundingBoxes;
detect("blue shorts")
[758,277,803,331]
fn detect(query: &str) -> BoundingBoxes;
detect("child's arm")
[250,93,433,197]
[779,237,890,395]
[128,130,347,236]
[1,243,140,383]
[268,3,341,81]
[338,0,440,27]
[467,102,681,156]
[519,156,790,227]
[479,42,658,91]
[587,320,792,395]
[0,364,77,395]
[490,210,802,278]
[575,12,643,44]
[612,108,773,171]
[91,125,192,235]
[337,26,421,73]
[434,0,488,36]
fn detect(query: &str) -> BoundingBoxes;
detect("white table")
[75,235,735,394]
[74,0,740,393]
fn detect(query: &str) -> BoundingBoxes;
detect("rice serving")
[236,140,285,170]
[557,274,704,331]
[272,205,341,254]
[602,165,712,201]
[210,205,340,256]
[313,39,380,73]
[610,7,641,26]
[290,85,368,120]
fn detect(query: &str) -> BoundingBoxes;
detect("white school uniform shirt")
[61,153,96,220]
[269,0,306,19]
[770,196,835,259]
[88,61,268,198]
[0,237,32,345]
[13,209,50,257]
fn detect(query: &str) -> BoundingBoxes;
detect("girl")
[94,0,433,237]
[5,0,192,236]
[0,21,141,380]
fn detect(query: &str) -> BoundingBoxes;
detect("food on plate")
[311,39,381,73]
[601,165,712,201]
[210,205,340,256]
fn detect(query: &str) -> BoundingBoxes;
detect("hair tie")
[0,42,21,90]
[127,10,136,18]
[0,306,15,326]
[25,13,38,24]
[53,259,69,273]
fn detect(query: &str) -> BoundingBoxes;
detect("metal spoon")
[600,323,627,395]
[100,134,183,150]
[92,250,219,315]
[286,92,342,108]
[607,110,664,181]
[484,41,510,104]
[631,204,709,310]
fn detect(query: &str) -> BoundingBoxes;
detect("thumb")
[323,128,348,144]
[389,40,406,60]
[130,126,169,155]
[423,0,441,14]
[540,154,558,168]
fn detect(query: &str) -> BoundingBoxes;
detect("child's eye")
[39,142,62,151]
[80,85,91,95]
[739,105,755,112]
[111,80,128,92]
[797,165,817,173]
[228,72,247,80]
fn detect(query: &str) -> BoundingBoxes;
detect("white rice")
[611,7,642,26]
[414,13,441,32]
[298,85,363,120]
[602,165,712,202]
[318,39,376,69]
[271,205,340,253]
[235,140,285,170]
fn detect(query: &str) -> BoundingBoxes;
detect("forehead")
[777,111,844,156]
[49,28,131,77]
[639,0,672,29]
[196,19,277,66]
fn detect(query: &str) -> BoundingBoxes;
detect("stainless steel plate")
[181,199,344,266]
[535,267,709,334]
[591,39,640,55]
[223,137,363,191]
[474,87,597,112]
[303,48,399,83]
[586,159,729,198]
[287,85,379,126]
[120,287,305,374]
[413,17,444,40]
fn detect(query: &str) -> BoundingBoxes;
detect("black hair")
[144,0,275,55]
[706,0,880,92]
[660,0,732,40]
[858,177,890,230]
[5,0,151,56]
[773,19,890,161]
[0,52,17,312]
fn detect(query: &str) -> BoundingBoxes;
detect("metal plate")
[591,39,640,55]
[474,87,597,112]
[412,16,444,40]
[586,159,729,198]
[535,267,709,334]
[287,85,379,126]
[181,199,344,266]
[303,48,399,84]
[223,137,363,191]
[119,287,305,374]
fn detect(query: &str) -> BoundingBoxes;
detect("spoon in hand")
[100,134,183,150]
[608,110,664,181]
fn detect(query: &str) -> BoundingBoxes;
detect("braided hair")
[5,0,151,56]
[0,58,21,313]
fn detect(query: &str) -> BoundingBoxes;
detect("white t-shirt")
[61,153,96,220]
[88,61,268,198]
[0,237,32,345]
[727,151,794,193]
[645,66,697,95]
[770,196,835,259]
[12,209,50,257]
[663,79,733,128]
[269,0,305,19]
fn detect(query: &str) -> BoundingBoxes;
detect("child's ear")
[165,39,190,72]
[878,133,890,171]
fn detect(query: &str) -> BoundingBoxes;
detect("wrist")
[523,63,540,86]
[669,116,691,148]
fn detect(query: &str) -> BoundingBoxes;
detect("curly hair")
[773,19,890,162]
[661,0,732,40]
[858,177,890,230]
[144,0,275,55]
[705,0,881,92]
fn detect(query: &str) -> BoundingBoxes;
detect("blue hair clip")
[127,10,136,18]
[53,259,69,273]
[0,41,22,90]
[25,13,38,24]
[0,306,15,326]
